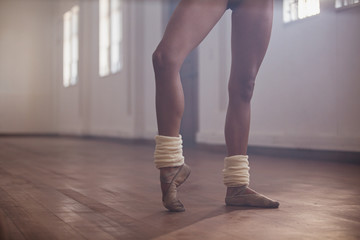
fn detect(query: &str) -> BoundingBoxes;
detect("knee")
[228,71,257,103]
[152,46,180,72]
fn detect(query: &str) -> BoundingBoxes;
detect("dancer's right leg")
[152,0,228,211]
[153,0,228,137]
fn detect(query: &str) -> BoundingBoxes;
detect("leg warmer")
[154,135,184,169]
[223,155,250,187]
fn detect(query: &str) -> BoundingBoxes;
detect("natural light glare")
[71,6,79,86]
[99,0,123,77]
[99,0,110,77]
[298,0,320,19]
[63,12,71,87]
[335,0,360,8]
[63,5,79,87]
[111,0,122,73]
[283,0,320,23]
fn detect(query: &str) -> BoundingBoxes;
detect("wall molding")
[1,134,358,163]
[197,131,360,152]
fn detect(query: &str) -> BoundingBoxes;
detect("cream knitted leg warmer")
[154,135,184,169]
[223,155,279,208]
[223,155,250,187]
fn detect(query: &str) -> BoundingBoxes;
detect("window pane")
[99,0,110,76]
[71,62,78,85]
[71,35,78,84]
[100,47,110,76]
[100,17,110,49]
[71,6,79,85]
[335,0,360,8]
[72,6,79,34]
[111,43,120,73]
[290,1,297,21]
[100,0,109,18]
[111,0,121,73]
[119,41,123,71]
[63,12,71,87]
[298,0,320,19]
[283,0,320,23]
[111,7,120,43]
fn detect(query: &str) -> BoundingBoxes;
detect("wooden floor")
[0,137,359,240]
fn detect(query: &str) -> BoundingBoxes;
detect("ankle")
[226,185,249,196]
[160,166,180,174]
[160,166,181,185]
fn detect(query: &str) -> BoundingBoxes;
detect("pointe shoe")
[161,164,191,212]
[225,186,279,208]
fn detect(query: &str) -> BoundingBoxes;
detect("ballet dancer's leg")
[223,0,279,208]
[153,0,228,211]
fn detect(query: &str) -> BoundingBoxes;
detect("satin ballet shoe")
[161,164,191,212]
[225,186,279,208]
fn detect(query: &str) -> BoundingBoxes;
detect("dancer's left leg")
[223,0,279,208]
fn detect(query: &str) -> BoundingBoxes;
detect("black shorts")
[227,0,241,10]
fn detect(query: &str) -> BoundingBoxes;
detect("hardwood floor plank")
[0,188,64,240]
[0,168,121,240]
[58,188,163,239]
[0,208,25,240]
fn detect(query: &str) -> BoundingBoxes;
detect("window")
[283,0,320,23]
[335,0,360,9]
[63,5,79,87]
[99,0,123,77]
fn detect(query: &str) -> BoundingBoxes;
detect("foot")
[160,164,191,212]
[225,186,279,208]
[160,166,180,196]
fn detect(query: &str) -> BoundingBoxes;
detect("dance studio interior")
[0,0,359,239]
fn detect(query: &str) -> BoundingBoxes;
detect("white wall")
[0,0,56,133]
[197,1,360,152]
[1,0,359,152]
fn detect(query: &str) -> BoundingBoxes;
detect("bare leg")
[152,0,228,206]
[225,0,273,157]
[153,0,228,137]
[224,0,279,208]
